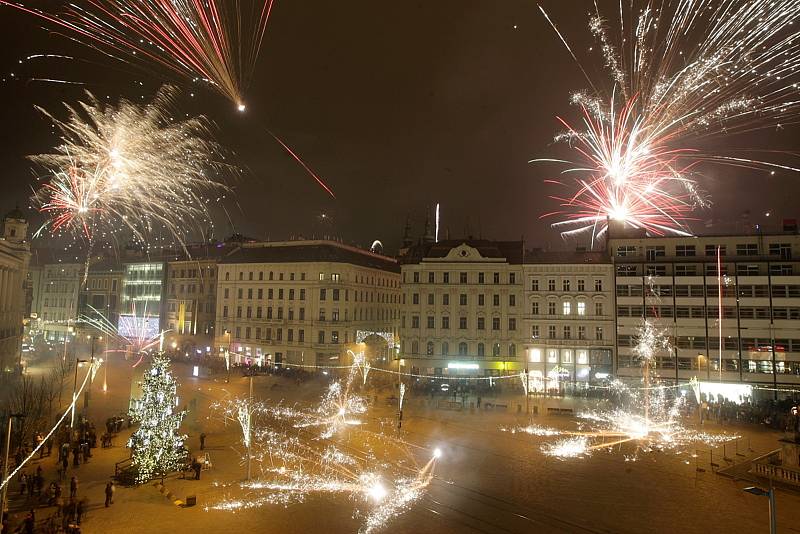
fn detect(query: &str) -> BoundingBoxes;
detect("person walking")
[19,470,27,495]
[104,482,114,507]
[70,476,78,499]
[200,433,206,450]
[23,510,35,534]
[61,455,69,479]
[76,498,85,525]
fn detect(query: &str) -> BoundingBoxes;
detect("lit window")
[563,302,571,315]
[577,302,586,316]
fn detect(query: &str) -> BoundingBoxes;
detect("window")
[548,325,557,339]
[548,302,556,315]
[298,329,304,342]
[617,245,638,257]
[332,289,340,301]
[706,244,726,256]
[509,344,517,357]
[595,302,603,316]
[548,279,556,291]
[442,342,449,355]
[509,294,516,307]
[319,272,325,281]
[426,341,434,355]
[771,264,793,276]
[646,265,667,276]
[478,294,485,306]
[222,305,228,318]
[577,301,586,316]
[492,317,500,330]
[531,279,539,291]
[675,265,697,276]
[563,301,571,315]
[443,294,450,306]
[493,272,500,284]
[737,264,760,276]
[577,279,585,291]
[532,302,540,315]
[618,265,638,277]
[268,288,274,299]
[477,343,485,356]
[459,342,468,355]
[412,316,420,328]
[477,317,485,330]
[460,294,467,306]
[413,272,420,283]
[492,343,501,357]
[595,327,604,341]
[460,272,467,284]
[299,308,305,320]
[332,273,340,282]
[236,306,242,318]
[443,272,450,284]
[563,326,571,339]
[267,307,273,319]
[300,289,306,300]
[332,309,339,322]
[246,306,252,318]
[578,326,586,340]
[563,280,570,291]
[459,317,467,329]
[278,289,284,300]
[411,341,419,354]
[320,289,327,301]
[736,243,759,256]
[287,329,293,342]
[508,318,516,331]
[289,289,294,300]
[493,294,500,306]
[237,288,243,299]
[318,331,325,343]
[646,246,665,260]
[412,293,419,305]
[329,331,339,344]
[531,325,540,339]
[256,306,262,319]
[769,243,792,260]
[676,245,696,257]
[510,273,516,284]
[595,279,603,291]
[428,272,434,283]
[478,272,485,284]
[427,316,435,329]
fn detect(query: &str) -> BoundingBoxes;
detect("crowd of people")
[1,416,120,534]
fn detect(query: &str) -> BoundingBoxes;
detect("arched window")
[509,343,517,357]
[411,340,419,354]
[477,343,485,356]
[426,341,434,355]
[458,342,468,355]
[225,272,230,281]
[442,342,449,355]
[492,343,501,357]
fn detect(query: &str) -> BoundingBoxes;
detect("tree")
[128,354,187,483]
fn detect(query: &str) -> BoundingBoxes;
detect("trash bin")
[185,495,197,507]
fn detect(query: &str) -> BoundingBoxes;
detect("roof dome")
[4,204,25,220]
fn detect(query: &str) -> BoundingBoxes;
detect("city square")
[2,1,800,533]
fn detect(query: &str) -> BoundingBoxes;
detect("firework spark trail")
[0,0,275,108]
[30,85,232,246]
[79,303,167,367]
[536,0,800,243]
[512,320,738,460]
[208,364,440,533]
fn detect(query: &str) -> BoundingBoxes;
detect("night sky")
[1,0,798,254]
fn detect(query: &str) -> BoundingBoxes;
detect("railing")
[750,453,800,487]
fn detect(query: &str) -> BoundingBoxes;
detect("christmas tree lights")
[128,354,187,483]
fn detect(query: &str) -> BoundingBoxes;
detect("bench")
[547,407,575,416]
[484,403,508,410]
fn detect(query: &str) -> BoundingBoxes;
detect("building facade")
[119,261,166,339]
[609,229,800,390]
[0,209,30,372]
[39,262,83,342]
[215,240,401,368]
[77,261,124,335]
[524,251,615,390]
[398,240,615,388]
[165,254,223,353]
[399,240,527,377]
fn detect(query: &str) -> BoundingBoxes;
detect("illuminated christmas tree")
[128,354,187,483]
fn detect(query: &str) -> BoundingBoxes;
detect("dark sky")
[1,0,798,254]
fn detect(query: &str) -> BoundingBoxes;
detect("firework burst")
[31,85,232,245]
[0,0,274,108]
[536,0,800,245]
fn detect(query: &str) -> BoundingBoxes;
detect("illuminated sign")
[447,362,479,370]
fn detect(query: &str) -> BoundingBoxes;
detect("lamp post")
[71,358,89,427]
[1,413,25,523]
[744,482,777,534]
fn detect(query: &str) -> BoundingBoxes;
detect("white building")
[398,240,615,389]
[524,250,615,391]
[609,225,800,391]
[0,208,30,372]
[215,240,401,368]
[39,261,83,342]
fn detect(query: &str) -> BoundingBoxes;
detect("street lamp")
[224,330,232,383]
[744,483,777,534]
[71,358,89,427]
[1,413,25,520]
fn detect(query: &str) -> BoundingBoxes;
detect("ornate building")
[0,207,31,372]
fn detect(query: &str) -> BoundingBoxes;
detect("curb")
[152,482,185,506]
